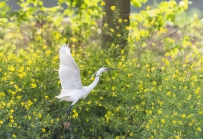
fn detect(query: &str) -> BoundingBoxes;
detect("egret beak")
[107,68,115,70]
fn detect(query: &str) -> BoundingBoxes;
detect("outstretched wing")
[59,44,83,90]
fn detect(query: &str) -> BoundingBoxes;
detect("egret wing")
[59,44,83,90]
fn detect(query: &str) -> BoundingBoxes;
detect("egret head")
[95,67,114,77]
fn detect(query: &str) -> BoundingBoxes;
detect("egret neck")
[84,75,100,94]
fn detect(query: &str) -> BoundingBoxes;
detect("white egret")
[56,44,114,123]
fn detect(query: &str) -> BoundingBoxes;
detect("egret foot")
[63,121,71,130]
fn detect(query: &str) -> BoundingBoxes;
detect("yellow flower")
[152,43,156,46]
[182,114,186,118]
[38,113,42,118]
[145,124,149,129]
[104,23,108,27]
[19,66,24,73]
[126,84,130,87]
[87,100,91,105]
[126,26,130,30]
[110,28,114,32]
[21,102,25,106]
[0,120,4,124]
[19,72,26,78]
[12,134,17,139]
[43,45,47,50]
[71,37,77,42]
[100,1,105,6]
[110,6,116,11]
[195,87,200,94]
[124,19,128,22]
[175,136,181,139]
[8,66,15,71]
[16,96,22,100]
[10,109,14,113]
[146,5,150,10]
[117,34,121,37]
[129,132,133,136]
[0,92,5,97]
[158,109,162,114]
[10,119,14,123]
[197,127,202,131]
[42,128,46,132]
[31,83,37,88]
[45,50,51,55]
[118,19,123,23]
[28,115,31,120]
[172,120,176,124]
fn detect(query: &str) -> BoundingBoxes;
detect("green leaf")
[131,0,142,7]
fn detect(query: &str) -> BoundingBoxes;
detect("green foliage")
[1,0,203,138]
[131,0,147,7]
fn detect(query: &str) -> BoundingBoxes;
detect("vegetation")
[0,0,203,138]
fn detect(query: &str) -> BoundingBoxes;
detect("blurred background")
[3,0,203,16]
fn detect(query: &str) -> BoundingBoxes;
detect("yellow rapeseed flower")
[195,87,200,94]
[12,134,17,139]
[182,114,186,118]
[38,113,42,118]
[146,5,150,10]
[43,45,47,50]
[31,83,37,88]
[110,6,116,11]
[118,18,123,23]
[197,127,202,132]
[8,66,15,71]
[71,37,77,42]
[117,34,121,37]
[124,19,128,22]
[10,109,14,113]
[19,72,26,78]
[16,95,22,100]
[0,92,5,97]
[0,120,4,124]
[19,66,24,73]
[87,100,91,105]
[28,115,31,120]
[46,50,51,55]
[42,128,46,132]
[175,136,181,139]
[110,28,114,32]
[158,109,162,114]
[100,1,105,6]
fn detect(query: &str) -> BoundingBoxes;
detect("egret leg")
[66,105,73,122]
